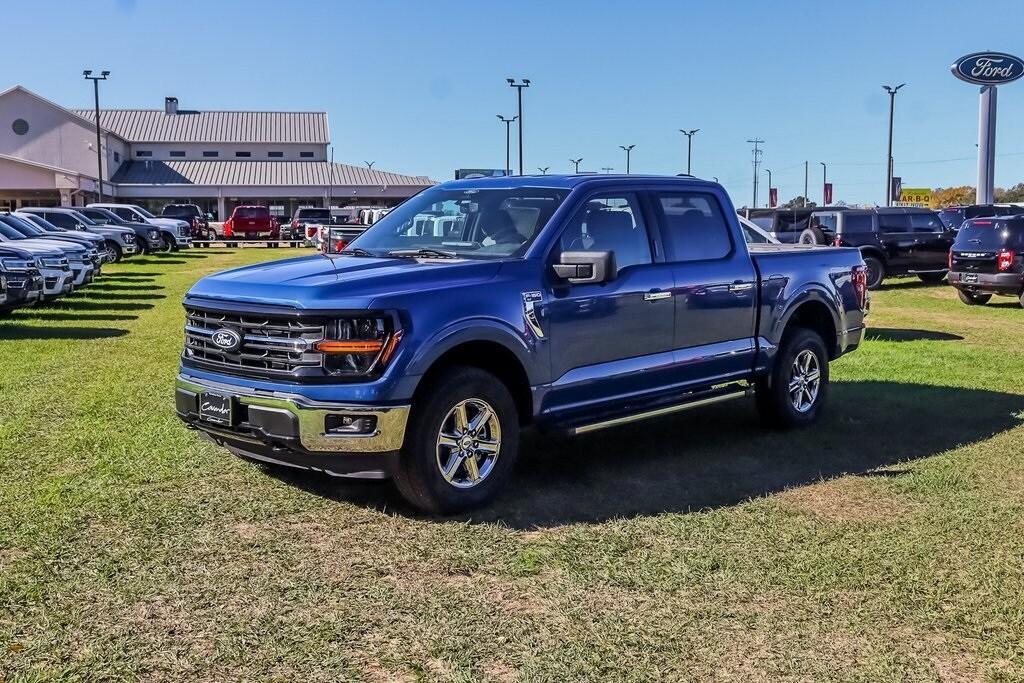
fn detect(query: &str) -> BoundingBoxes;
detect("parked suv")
[288,207,333,243]
[162,204,214,240]
[78,207,164,254]
[176,175,868,513]
[0,249,44,315]
[20,207,138,263]
[938,204,1024,231]
[811,207,951,289]
[223,205,279,242]
[88,203,192,251]
[949,216,1024,307]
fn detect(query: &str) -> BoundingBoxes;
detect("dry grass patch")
[777,475,918,523]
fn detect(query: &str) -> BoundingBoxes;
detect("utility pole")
[620,144,636,174]
[537,167,550,175]
[883,83,906,205]
[679,128,699,174]
[804,161,809,207]
[83,70,110,202]
[570,157,583,173]
[747,138,764,208]
[507,78,530,175]
[497,115,517,175]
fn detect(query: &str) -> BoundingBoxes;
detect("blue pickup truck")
[176,175,868,512]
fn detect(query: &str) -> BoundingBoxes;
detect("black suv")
[810,207,952,289]
[938,204,1024,231]
[949,216,1024,307]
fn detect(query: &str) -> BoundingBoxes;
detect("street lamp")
[679,128,699,174]
[570,157,583,173]
[537,167,550,175]
[601,167,613,174]
[620,145,636,174]
[507,78,530,175]
[882,83,906,206]
[497,115,517,176]
[364,161,375,170]
[764,168,772,207]
[820,162,828,205]
[83,70,110,202]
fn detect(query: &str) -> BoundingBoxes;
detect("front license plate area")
[199,392,234,425]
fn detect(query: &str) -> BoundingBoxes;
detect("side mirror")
[552,251,615,285]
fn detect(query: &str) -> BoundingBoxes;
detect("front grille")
[183,306,327,378]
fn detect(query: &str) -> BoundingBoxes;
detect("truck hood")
[187,254,504,309]
[148,217,188,229]
[0,239,64,256]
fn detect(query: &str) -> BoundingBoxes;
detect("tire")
[104,241,122,263]
[917,272,947,284]
[863,255,885,290]
[756,327,830,429]
[160,234,175,253]
[798,227,826,245]
[958,290,991,306]
[393,367,520,514]
[135,239,148,256]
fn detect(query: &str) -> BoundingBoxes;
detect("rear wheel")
[104,241,122,263]
[393,367,520,514]
[798,227,826,245]
[917,272,947,284]
[957,290,991,306]
[756,328,830,429]
[863,256,885,290]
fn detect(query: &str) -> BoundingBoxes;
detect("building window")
[235,151,251,158]
[136,150,153,157]
[268,151,283,158]
[11,118,29,135]
[203,151,219,158]
[113,151,121,163]
[170,150,186,157]
[300,151,314,158]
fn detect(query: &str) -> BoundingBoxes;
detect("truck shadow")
[865,328,964,342]
[267,380,1024,527]
[0,325,128,340]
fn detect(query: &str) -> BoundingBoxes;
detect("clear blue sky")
[7,0,1024,206]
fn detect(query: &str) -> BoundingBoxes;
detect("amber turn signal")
[315,340,384,353]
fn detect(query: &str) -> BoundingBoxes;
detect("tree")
[930,186,974,208]
[780,196,816,209]
[996,183,1024,203]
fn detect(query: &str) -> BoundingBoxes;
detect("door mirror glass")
[552,251,615,284]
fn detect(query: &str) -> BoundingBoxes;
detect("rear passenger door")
[877,212,914,271]
[908,211,953,270]
[650,189,759,387]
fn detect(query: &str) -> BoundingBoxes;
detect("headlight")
[316,316,402,377]
[148,229,160,239]
[41,257,65,268]
[122,233,136,244]
[0,257,33,271]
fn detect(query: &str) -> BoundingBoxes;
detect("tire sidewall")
[767,329,830,428]
[398,368,520,514]
[105,241,122,263]
[864,256,885,290]
[957,289,991,306]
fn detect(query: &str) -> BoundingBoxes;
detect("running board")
[569,385,754,435]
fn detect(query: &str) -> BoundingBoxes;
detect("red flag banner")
[769,188,778,208]
[824,183,833,205]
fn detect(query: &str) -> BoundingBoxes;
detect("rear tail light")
[292,220,299,229]
[223,219,233,237]
[997,249,1015,272]
[948,248,953,270]
[307,226,317,239]
[852,265,868,309]
[833,236,842,247]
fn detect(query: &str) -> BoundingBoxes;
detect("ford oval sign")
[211,328,242,352]
[951,52,1024,86]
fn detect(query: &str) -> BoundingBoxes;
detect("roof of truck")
[442,173,710,190]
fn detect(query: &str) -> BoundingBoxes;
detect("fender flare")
[858,245,887,265]
[404,317,542,387]
[773,285,843,353]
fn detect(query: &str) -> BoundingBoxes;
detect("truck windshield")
[133,206,157,219]
[348,187,569,258]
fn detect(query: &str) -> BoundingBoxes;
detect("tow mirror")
[552,251,615,284]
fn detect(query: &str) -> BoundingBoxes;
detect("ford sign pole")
[950,52,1024,204]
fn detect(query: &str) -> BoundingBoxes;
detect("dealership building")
[0,85,434,219]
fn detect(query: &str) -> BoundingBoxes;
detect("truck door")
[543,192,676,411]
[649,189,758,387]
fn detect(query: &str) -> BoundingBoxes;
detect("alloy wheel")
[788,349,821,413]
[435,398,501,489]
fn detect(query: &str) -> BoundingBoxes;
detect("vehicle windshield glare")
[348,187,569,258]
[68,211,99,226]
[956,220,1024,249]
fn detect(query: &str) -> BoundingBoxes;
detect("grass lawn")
[2,248,1023,682]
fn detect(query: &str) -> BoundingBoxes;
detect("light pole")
[764,168,772,207]
[537,167,550,175]
[679,128,699,174]
[507,78,530,175]
[364,161,375,170]
[820,162,828,205]
[83,70,109,202]
[620,145,635,174]
[601,167,613,174]
[570,157,583,173]
[497,115,517,176]
[883,83,905,206]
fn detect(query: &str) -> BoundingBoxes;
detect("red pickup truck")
[223,206,279,241]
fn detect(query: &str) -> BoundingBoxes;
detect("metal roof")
[110,160,433,187]
[71,109,329,144]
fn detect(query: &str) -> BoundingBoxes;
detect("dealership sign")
[950,52,1024,86]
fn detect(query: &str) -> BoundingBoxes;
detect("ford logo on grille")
[211,328,242,352]
[951,52,1024,86]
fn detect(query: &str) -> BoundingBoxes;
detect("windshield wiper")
[338,247,376,257]
[386,248,458,259]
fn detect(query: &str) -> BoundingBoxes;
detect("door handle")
[643,291,673,302]
[728,282,754,293]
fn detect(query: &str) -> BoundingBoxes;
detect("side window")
[741,223,768,244]
[812,214,837,232]
[908,212,943,232]
[45,212,73,229]
[878,213,910,233]
[558,194,651,272]
[653,191,733,262]
[114,208,133,221]
[843,213,873,232]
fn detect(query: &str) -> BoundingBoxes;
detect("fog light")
[325,414,377,435]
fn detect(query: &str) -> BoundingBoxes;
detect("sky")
[6,0,1024,207]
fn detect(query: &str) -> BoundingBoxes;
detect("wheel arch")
[778,291,842,359]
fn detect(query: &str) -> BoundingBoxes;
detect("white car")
[87,203,192,250]
[738,215,780,244]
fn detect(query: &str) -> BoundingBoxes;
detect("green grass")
[2,250,1023,682]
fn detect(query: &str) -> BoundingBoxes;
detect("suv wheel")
[958,290,991,306]
[917,272,947,284]
[756,328,830,429]
[104,241,122,263]
[798,227,825,245]
[863,256,885,290]
[160,234,175,253]
[393,367,520,514]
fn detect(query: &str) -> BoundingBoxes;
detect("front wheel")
[756,328,830,429]
[393,367,520,514]
[104,241,122,263]
[160,234,175,253]
[917,272,947,284]
[958,290,991,306]
[863,256,885,290]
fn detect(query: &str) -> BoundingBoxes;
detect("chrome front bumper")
[175,374,410,455]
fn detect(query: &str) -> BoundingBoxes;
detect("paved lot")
[1,249,1023,681]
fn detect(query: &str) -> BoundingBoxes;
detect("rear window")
[296,209,331,220]
[955,220,1024,249]
[908,212,944,232]
[233,207,269,218]
[939,208,965,230]
[774,211,811,233]
[163,205,198,217]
